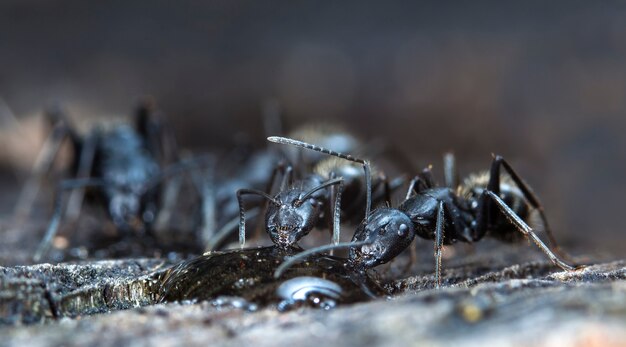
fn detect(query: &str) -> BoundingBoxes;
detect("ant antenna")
[274,240,370,279]
[237,188,281,248]
[298,177,343,204]
[267,136,373,223]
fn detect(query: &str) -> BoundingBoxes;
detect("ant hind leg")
[433,201,446,288]
[483,190,580,271]
[487,155,569,259]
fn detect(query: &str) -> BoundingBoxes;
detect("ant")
[272,137,582,287]
[21,99,206,262]
[200,123,364,250]
[233,136,401,252]
[199,102,373,251]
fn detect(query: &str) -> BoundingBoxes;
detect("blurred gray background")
[0,1,624,256]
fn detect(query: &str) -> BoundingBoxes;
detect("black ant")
[199,102,373,251]
[233,136,402,252]
[272,137,583,287]
[22,99,206,262]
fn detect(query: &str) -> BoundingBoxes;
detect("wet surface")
[159,246,386,309]
[0,259,623,346]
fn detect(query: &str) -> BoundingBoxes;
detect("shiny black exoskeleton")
[158,246,386,310]
[236,136,397,250]
[202,123,370,251]
[28,99,198,261]
[272,141,581,287]
[351,154,583,287]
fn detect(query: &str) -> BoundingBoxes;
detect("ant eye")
[398,223,408,237]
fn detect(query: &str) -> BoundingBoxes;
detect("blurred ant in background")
[16,98,207,262]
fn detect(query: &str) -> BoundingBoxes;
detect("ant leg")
[433,201,446,288]
[237,189,280,248]
[327,171,338,249]
[407,165,437,199]
[191,162,217,247]
[483,190,578,271]
[363,160,373,221]
[443,152,459,189]
[263,161,291,196]
[405,176,421,200]
[142,155,212,235]
[153,174,183,232]
[13,122,70,221]
[332,179,344,246]
[65,130,98,222]
[136,100,187,231]
[279,165,294,192]
[405,166,434,200]
[33,178,106,262]
[327,173,345,248]
[145,98,186,233]
[487,155,563,256]
[420,165,436,188]
[134,97,176,165]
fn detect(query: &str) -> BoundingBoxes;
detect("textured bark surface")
[1,251,624,346]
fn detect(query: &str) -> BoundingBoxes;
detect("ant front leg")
[486,155,564,256]
[190,160,217,247]
[433,201,446,288]
[327,173,344,248]
[236,188,280,248]
[481,190,579,272]
[34,178,106,262]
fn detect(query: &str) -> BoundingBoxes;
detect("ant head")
[349,208,415,270]
[266,189,323,248]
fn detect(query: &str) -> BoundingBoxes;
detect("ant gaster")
[272,138,582,287]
